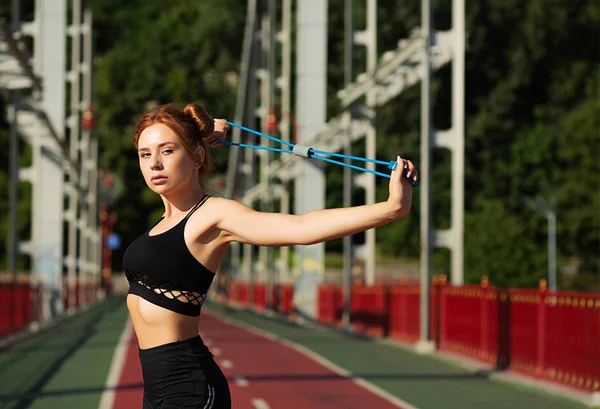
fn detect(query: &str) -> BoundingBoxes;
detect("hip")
[139,335,230,409]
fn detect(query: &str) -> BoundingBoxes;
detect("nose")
[150,155,163,170]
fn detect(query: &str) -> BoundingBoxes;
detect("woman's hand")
[205,119,230,150]
[387,156,418,218]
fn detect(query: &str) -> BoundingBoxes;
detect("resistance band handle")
[407,176,420,188]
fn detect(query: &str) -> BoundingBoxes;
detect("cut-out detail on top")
[126,269,207,306]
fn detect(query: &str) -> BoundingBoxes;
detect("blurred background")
[0,0,598,408]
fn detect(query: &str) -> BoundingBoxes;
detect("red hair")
[133,103,215,187]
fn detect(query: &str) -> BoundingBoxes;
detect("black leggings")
[139,335,231,409]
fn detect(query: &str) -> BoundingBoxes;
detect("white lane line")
[251,398,272,409]
[212,347,222,356]
[221,359,233,369]
[234,376,249,387]
[204,308,420,409]
[97,320,133,409]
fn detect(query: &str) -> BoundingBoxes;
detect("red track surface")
[111,332,144,409]
[111,314,403,409]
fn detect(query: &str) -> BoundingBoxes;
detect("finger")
[394,157,406,183]
[207,125,227,144]
[395,158,412,185]
[222,120,231,133]
[204,134,217,149]
[404,160,419,186]
[405,160,415,178]
[403,160,417,177]
[392,156,403,174]
[215,119,230,133]
[210,136,224,150]
[390,156,400,190]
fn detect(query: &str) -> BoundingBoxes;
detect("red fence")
[0,275,101,339]
[0,277,42,338]
[63,277,102,311]
[434,285,600,391]
[224,278,600,394]
[225,282,294,315]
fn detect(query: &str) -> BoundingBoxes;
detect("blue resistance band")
[214,121,419,187]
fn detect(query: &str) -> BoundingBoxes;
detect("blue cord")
[313,156,397,179]
[228,122,295,148]
[311,148,395,169]
[220,121,419,187]
[218,140,294,155]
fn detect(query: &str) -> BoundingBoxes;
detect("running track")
[109,312,404,409]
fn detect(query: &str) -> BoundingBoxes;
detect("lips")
[150,175,168,185]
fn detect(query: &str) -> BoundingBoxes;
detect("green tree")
[93,0,246,268]
[2,0,596,292]
[371,0,599,288]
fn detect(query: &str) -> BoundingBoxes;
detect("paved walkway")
[109,311,403,409]
[0,297,127,409]
[205,302,589,409]
[0,297,591,409]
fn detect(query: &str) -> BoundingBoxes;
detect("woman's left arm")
[213,199,404,247]
[212,156,416,246]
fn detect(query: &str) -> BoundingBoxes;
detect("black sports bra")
[122,195,215,317]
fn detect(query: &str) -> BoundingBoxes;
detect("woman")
[122,103,418,409]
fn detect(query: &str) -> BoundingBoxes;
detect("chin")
[155,186,169,193]
[148,181,186,196]
[146,182,170,195]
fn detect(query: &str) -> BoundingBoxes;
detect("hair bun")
[184,103,214,139]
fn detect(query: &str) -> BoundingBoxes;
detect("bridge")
[0,1,598,408]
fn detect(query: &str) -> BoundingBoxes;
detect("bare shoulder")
[197,197,253,227]
[198,197,254,243]
[181,197,235,242]
[204,196,249,214]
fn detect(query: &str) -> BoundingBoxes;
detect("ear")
[194,146,205,170]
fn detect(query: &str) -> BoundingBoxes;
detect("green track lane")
[0,297,589,409]
[206,301,589,409]
[0,296,129,409]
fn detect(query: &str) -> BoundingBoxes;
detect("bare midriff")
[126,293,202,350]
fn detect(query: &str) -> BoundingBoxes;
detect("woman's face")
[137,123,203,195]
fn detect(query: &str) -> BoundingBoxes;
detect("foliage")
[0,0,597,291]
[370,0,599,288]
[92,0,246,261]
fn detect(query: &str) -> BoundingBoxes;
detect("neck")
[160,183,206,218]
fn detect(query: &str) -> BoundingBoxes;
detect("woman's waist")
[134,323,203,350]
[138,334,210,361]
[127,294,202,349]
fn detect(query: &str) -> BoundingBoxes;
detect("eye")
[140,152,150,158]
[162,149,173,155]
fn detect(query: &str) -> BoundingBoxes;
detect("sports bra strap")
[184,195,210,221]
